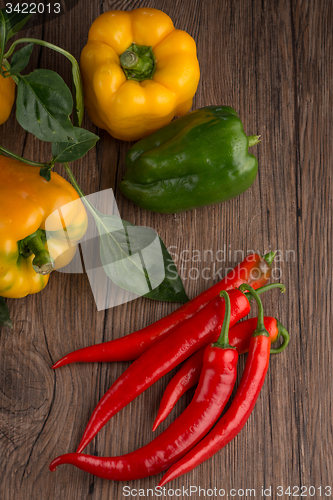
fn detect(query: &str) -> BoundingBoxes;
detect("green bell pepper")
[119,106,260,213]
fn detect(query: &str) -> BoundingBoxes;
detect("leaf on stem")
[39,164,52,182]
[52,127,99,163]
[9,43,33,74]
[16,69,76,142]
[0,297,13,329]
[144,237,189,302]
[2,10,31,42]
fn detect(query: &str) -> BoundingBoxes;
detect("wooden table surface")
[0,0,332,499]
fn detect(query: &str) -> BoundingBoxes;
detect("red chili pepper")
[52,252,274,369]
[75,287,252,453]
[158,284,287,486]
[50,291,239,480]
[153,316,289,430]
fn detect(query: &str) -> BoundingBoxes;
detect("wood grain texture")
[0,0,332,498]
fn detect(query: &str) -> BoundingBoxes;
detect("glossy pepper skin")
[153,316,288,430]
[80,8,200,141]
[75,288,251,453]
[0,74,15,125]
[0,156,88,298]
[50,291,238,481]
[52,252,273,369]
[120,106,260,213]
[159,285,282,486]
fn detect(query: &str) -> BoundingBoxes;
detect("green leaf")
[0,297,13,329]
[143,237,189,302]
[52,127,99,163]
[9,43,33,74]
[2,10,31,42]
[0,11,6,71]
[16,69,76,142]
[39,165,52,181]
[93,211,188,303]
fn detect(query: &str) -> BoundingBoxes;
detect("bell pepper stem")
[120,51,139,68]
[213,291,234,349]
[248,135,261,147]
[22,231,55,275]
[120,43,156,81]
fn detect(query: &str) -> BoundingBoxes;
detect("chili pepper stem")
[213,291,234,349]
[270,320,290,353]
[243,282,285,302]
[248,135,261,147]
[21,230,55,275]
[263,251,276,266]
[239,284,269,336]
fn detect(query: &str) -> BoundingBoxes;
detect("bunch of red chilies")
[49,252,289,484]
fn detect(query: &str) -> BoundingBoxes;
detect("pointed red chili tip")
[49,454,71,472]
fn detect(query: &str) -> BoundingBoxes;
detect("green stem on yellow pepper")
[120,43,156,81]
[20,230,55,275]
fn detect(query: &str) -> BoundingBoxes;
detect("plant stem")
[239,284,268,336]
[0,146,47,167]
[2,59,19,84]
[213,290,234,349]
[63,162,100,220]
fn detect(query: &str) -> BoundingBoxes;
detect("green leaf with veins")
[2,10,31,42]
[52,127,99,163]
[9,43,33,74]
[16,69,76,142]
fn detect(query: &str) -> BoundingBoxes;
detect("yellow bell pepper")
[0,73,15,125]
[80,8,200,141]
[0,156,88,298]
